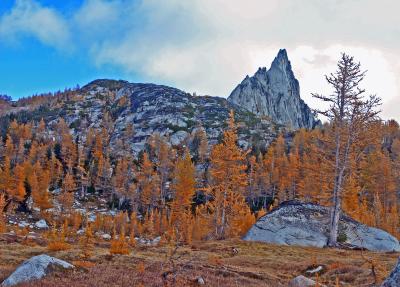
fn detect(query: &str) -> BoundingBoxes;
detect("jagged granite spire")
[228,49,318,129]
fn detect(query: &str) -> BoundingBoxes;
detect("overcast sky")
[0,0,399,121]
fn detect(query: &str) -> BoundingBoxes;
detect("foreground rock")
[288,275,325,287]
[381,258,400,287]
[1,254,74,286]
[244,201,400,252]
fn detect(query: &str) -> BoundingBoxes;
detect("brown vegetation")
[0,236,398,286]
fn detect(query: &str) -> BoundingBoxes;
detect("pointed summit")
[227,49,318,130]
[277,48,288,59]
[271,49,291,70]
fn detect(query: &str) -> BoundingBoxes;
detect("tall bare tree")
[312,53,381,246]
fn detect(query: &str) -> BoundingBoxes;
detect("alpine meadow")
[0,1,399,286]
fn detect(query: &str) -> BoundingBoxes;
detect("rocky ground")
[0,234,398,287]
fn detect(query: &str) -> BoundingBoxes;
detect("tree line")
[0,54,398,244]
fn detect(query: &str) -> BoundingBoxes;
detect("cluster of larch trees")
[0,110,398,243]
[0,54,399,243]
[0,110,257,242]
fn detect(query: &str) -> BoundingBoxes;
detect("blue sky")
[0,0,138,98]
[0,0,399,120]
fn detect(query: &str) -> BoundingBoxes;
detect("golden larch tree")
[170,148,196,243]
[206,110,251,239]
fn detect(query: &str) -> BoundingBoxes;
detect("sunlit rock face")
[228,49,318,130]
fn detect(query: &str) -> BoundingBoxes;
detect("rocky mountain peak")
[82,79,129,91]
[272,48,289,66]
[228,49,319,130]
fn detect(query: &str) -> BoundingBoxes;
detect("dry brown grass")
[47,241,71,252]
[0,235,398,287]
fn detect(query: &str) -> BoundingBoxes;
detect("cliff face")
[228,49,318,130]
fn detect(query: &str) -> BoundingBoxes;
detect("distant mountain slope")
[228,49,318,130]
[0,80,280,154]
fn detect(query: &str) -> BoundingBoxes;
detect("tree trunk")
[220,191,227,239]
[328,190,341,246]
[328,131,350,246]
[328,131,342,246]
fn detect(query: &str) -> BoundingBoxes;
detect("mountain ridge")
[0,80,280,155]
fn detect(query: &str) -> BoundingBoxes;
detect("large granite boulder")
[381,258,400,287]
[244,201,400,252]
[1,254,74,286]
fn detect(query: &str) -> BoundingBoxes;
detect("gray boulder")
[288,275,325,287]
[34,219,48,229]
[244,201,400,252]
[381,258,400,287]
[1,254,74,286]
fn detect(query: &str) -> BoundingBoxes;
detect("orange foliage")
[80,224,94,259]
[47,223,71,251]
[109,228,130,255]
[0,194,6,233]
[205,111,249,239]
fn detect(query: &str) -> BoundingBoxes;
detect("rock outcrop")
[228,49,318,130]
[244,201,400,252]
[381,258,400,287]
[107,82,277,153]
[1,254,74,286]
[1,80,279,155]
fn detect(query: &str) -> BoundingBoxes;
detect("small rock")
[51,188,61,195]
[152,236,161,245]
[102,234,111,240]
[34,219,48,229]
[1,254,74,286]
[87,214,96,222]
[18,221,29,228]
[288,275,324,287]
[196,276,205,285]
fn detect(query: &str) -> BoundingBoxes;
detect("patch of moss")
[337,231,347,243]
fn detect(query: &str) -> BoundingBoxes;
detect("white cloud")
[88,0,400,121]
[1,0,399,120]
[0,0,70,49]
